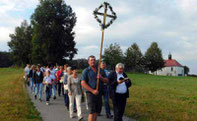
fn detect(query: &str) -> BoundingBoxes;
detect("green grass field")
[0,68,197,121]
[126,73,197,121]
[0,68,42,121]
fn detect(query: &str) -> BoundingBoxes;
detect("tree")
[184,66,190,76]
[0,51,13,67]
[8,20,33,65]
[31,0,77,65]
[124,43,143,72]
[144,42,164,73]
[103,43,124,70]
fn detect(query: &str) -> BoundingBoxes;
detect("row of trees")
[8,0,77,66]
[103,42,165,73]
[69,42,165,73]
[0,51,13,67]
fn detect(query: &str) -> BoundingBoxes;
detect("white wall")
[150,66,184,76]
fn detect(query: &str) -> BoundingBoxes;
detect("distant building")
[150,54,185,76]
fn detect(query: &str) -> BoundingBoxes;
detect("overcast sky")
[0,0,197,74]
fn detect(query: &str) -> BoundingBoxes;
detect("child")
[43,70,52,105]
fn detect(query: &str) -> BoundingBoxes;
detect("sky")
[0,0,197,74]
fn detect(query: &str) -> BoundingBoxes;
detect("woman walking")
[34,65,44,101]
[68,66,83,121]
[29,65,36,94]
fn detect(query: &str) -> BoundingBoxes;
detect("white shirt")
[44,76,52,84]
[115,72,127,94]
[64,71,67,76]
[24,67,30,75]
[50,69,56,80]
[36,71,41,76]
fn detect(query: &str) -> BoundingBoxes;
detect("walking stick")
[93,2,117,91]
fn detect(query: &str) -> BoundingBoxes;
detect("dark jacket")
[108,71,132,99]
[34,71,43,84]
[28,69,36,79]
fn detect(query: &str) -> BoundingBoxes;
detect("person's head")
[60,66,64,71]
[64,64,68,70]
[50,65,53,70]
[31,65,35,70]
[27,64,30,68]
[101,61,106,69]
[46,70,50,77]
[115,63,124,74]
[56,65,59,69]
[71,66,78,75]
[88,55,96,67]
[36,65,40,72]
[67,67,72,75]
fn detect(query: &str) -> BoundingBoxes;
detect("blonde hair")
[31,65,35,70]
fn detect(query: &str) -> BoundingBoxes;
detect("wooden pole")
[96,4,107,91]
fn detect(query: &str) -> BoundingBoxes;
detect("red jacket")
[56,70,63,82]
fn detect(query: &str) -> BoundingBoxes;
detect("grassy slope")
[0,68,42,121]
[126,73,197,121]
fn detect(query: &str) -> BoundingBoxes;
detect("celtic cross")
[93,2,117,90]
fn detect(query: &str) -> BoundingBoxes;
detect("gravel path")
[27,86,135,121]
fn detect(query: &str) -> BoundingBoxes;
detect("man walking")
[98,61,113,118]
[81,55,109,121]
[108,63,132,121]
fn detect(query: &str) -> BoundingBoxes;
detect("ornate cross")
[93,2,117,91]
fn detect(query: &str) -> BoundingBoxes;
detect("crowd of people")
[24,55,132,121]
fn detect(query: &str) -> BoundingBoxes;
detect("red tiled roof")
[165,59,182,67]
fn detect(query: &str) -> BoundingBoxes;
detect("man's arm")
[98,69,109,83]
[81,80,98,95]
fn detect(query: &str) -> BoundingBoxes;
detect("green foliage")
[124,43,144,72]
[8,20,33,65]
[0,51,13,67]
[31,0,77,65]
[8,0,77,66]
[144,42,165,72]
[184,66,190,75]
[103,43,124,70]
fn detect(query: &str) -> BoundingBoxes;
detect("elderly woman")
[68,66,83,120]
[108,63,132,121]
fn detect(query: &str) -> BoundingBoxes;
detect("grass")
[0,68,42,121]
[125,73,197,121]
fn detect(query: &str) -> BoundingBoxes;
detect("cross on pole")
[93,2,117,91]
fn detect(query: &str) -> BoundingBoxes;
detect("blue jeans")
[52,84,56,97]
[35,83,43,99]
[64,90,69,108]
[30,78,35,93]
[46,85,51,101]
[101,85,111,115]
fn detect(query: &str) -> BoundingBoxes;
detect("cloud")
[0,0,38,51]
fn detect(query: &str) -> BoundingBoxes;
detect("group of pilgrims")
[24,55,132,121]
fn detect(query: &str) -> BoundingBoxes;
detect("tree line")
[103,42,165,73]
